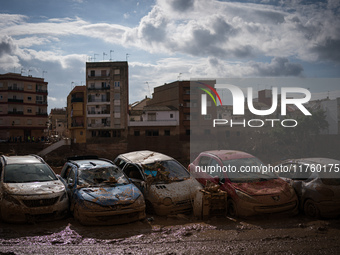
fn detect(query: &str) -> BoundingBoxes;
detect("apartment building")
[86,61,128,142]
[0,73,48,141]
[67,86,86,143]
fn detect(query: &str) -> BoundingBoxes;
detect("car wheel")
[304,199,320,218]
[227,199,238,217]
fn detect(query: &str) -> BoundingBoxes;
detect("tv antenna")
[110,50,114,61]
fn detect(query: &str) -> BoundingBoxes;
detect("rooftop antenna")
[21,68,25,75]
[126,53,130,61]
[28,69,32,76]
[110,50,114,61]
[88,56,92,62]
[145,82,151,98]
[178,73,182,80]
[103,52,107,61]
[42,70,47,78]
[93,54,99,62]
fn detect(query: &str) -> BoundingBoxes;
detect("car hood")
[232,178,289,196]
[78,183,141,205]
[148,177,202,201]
[3,181,65,195]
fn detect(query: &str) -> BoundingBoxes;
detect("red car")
[189,150,298,217]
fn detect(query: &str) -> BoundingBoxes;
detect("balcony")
[71,123,84,128]
[8,99,24,103]
[36,101,47,105]
[8,87,24,91]
[128,119,178,127]
[87,123,111,128]
[36,112,48,116]
[88,86,110,91]
[36,89,48,93]
[8,111,24,115]
[71,98,84,103]
[87,99,110,103]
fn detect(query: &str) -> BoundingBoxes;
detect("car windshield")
[78,166,129,187]
[4,163,57,183]
[143,160,190,183]
[222,157,277,183]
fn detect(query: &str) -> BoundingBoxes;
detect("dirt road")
[0,213,339,254]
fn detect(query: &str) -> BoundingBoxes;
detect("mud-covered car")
[277,158,340,218]
[189,150,298,217]
[59,156,145,225]
[114,150,202,215]
[0,155,68,223]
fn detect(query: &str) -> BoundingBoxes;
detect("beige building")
[67,86,87,143]
[86,61,129,142]
[0,73,48,141]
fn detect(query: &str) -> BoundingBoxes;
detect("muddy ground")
[0,213,339,255]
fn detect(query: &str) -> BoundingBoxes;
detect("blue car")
[59,156,145,225]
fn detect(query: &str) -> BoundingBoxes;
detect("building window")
[146,130,159,136]
[80,131,83,135]
[114,106,120,113]
[101,70,107,76]
[113,130,121,137]
[134,130,140,136]
[114,93,120,100]
[28,84,32,90]
[114,81,120,87]
[28,96,32,101]
[90,70,95,77]
[170,114,173,118]
[27,108,32,113]
[186,129,191,135]
[27,119,32,125]
[147,113,156,121]
[114,69,120,75]
[0,83,3,88]
[164,130,170,136]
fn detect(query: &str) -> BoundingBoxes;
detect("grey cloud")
[312,37,340,62]
[0,36,16,57]
[169,0,194,12]
[251,57,304,76]
[141,22,167,42]
[254,9,285,24]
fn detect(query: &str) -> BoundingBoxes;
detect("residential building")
[86,61,128,141]
[0,73,48,141]
[67,86,86,143]
[49,108,69,138]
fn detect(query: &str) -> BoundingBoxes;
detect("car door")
[122,163,145,192]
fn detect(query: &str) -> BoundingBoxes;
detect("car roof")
[200,150,255,161]
[118,150,173,164]
[2,155,44,165]
[282,158,340,165]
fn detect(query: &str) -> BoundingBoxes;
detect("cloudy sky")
[1,0,340,111]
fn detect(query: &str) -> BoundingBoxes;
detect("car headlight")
[235,189,257,203]
[3,193,21,205]
[163,197,173,206]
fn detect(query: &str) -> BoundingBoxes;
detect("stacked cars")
[1,151,338,224]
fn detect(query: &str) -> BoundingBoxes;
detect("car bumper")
[76,205,146,225]
[237,199,298,217]
[0,196,69,223]
[153,200,193,216]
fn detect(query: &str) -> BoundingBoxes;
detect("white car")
[0,155,69,223]
[114,150,202,215]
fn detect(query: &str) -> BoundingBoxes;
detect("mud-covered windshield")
[222,157,277,183]
[143,160,190,183]
[78,166,129,187]
[4,163,57,183]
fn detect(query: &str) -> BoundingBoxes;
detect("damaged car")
[114,150,202,216]
[277,158,340,218]
[59,156,145,225]
[189,150,298,218]
[0,155,68,223]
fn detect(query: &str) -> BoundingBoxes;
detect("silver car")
[114,150,202,216]
[0,155,69,223]
[278,158,340,218]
